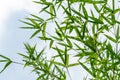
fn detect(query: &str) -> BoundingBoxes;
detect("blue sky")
[0,0,39,80]
[0,0,91,80]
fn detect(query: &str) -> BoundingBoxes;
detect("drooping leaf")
[66,38,73,48]
[105,34,117,43]
[68,63,80,68]
[0,61,12,73]
[30,29,41,39]
[50,40,54,48]
[56,47,65,64]
[78,61,94,77]
[64,46,69,66]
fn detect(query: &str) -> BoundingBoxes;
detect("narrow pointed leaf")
[0,61,12,73]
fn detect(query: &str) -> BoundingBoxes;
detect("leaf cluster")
[1,0,120,80]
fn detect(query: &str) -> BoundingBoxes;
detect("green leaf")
[55,65,65,77]
[0,55,11,60]
[78,61,94,77]
[66,38,73,48]
[0,61,12,73]
[106,43,116,58]
[30,29,41,39]
[55,21,64,37]
[93,4,99,12]
[51,35,62,41]
[42,22,47,37]
[23,43,36,60]
[30,14,44,22]
[105,34,117,43]
[81,21,87,39]
[36,48,46,60]
[20,20,35,27]
[50,5,56,17]
[70,0,105,4]
[116,25,120,41]
[40,5,49,13]
[74,26,82,38]
[71,9,85,19]
[89,16,103,24]
[58,42,69,48]
[67,36,81,41]
[26,18,40,28]
[82,4,88,19]
[84,41,96,52]
[61,5,71,16]
[68,63,80,68]
[39,37,51,40]
[18,53,29,59]
[44,9,55,16]
[74,43,84,50]
[0,60,8,62]
[114,8,120,14]
[56,47,65,64]
[50,40,54,48]
[48,60,65,67]
[101,14,113,25]
[37,74,46,80]
[65,46,69,66]
[104,6,113,12]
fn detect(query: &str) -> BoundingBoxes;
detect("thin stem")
[66,67,72,80]
[12,61,24,65]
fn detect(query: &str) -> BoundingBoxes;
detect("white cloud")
[0,0,39,41]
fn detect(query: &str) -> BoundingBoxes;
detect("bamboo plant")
[0,0,120,80]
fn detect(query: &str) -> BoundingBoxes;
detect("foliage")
[0,0,120,80]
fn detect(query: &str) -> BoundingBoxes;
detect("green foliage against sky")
[0,0,120,80]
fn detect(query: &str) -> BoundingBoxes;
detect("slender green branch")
[12,61,24,65]
[66,67,72,80]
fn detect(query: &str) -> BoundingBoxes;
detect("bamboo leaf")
[78,61,94,77]
[89,16,103,24]
[0,60,8,62]
[26,18,40,28]
[36,48,45,60]
[48,60,65,67]
[55,65,65,77]
[116,25,120,41]
[68,63,80,68]
[30,14,44,22]
[71,9,85,19]
[0,55,11,61]
[56,47,65,64]
[39,37,51,40]
[82,5,88,19]
[20,20,35,27]
[42,22,47,37]
[37,74,46,80]
[93,4,99,12]
[50,40,54,48]
[81,21,87,39]
[65,46,69,66]
[18,53,29,59]
[30,29,41,39]
[74,26,82,38]
[66,38,73,48]
[0,61,12,73]
[70,0,105,4]
[101,14,113,25]
[55,21,64,37]
[105,34,117,43]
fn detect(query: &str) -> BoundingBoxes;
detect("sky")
[0,0,90,80]
[0,0,40,80]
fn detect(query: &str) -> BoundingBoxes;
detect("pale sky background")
[0,0,40,80]
[0,0,90,80]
